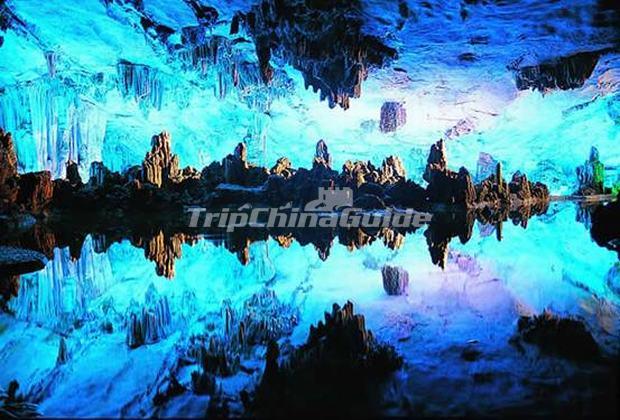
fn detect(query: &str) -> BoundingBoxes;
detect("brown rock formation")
[378,155,406,185]
[0,129,18,184]
[270,157,294,178]
[142,131,180,187]
[0,129,19,212]
[16,172,53,213]
[139,231,186,279]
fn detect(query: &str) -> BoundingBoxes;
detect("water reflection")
[0,201,618,416]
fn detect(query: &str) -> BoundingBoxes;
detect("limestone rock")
[251,301,402,416]
[88,161,112,188]
[378,155,406,185]
[423,139,448,183]
[17,172,53,212]
[515,50,601,91]
[270,157,295,178]
[0,129,18,185]
[0,246,47,276]
[142,131,181,187]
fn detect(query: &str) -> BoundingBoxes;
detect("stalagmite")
[141,131,180,188]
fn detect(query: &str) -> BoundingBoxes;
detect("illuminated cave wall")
[0,0,618,193]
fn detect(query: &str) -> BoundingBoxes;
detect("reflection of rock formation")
[381,265,409,296]
[240,289,298,345]
[6,236,113,328]
[138,231,197,279]
[0,275,19,311]
[425,211,474,269]
[514,50,602,91]
[0,380,42,418]
[1,194,549,278]
[591,199,620,257]
[380,102,407,133]
[126,285,172,348]
[250,301,402,416]
[515,310,600,361]
[240,0,397,109]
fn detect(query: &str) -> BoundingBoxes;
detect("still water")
[1,201,618,416]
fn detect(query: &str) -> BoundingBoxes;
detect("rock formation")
[239,289,298,345]
[514,50,602,91]
[576,146,606,195]
[142,131,180,187]
[0,246,47,277]
[380,102,407,133]
[126,286,172,348]
[16,172,54,213]
[0,381,41,418]
[381,265,409,296]
[240,0,397,109]
[516,310,600,361]
[56,337,69,365]
[0,129,18,186]
[591,199,620,257]
[65,161,82,187]
[424,140,477,206]
[249,301,402,416]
